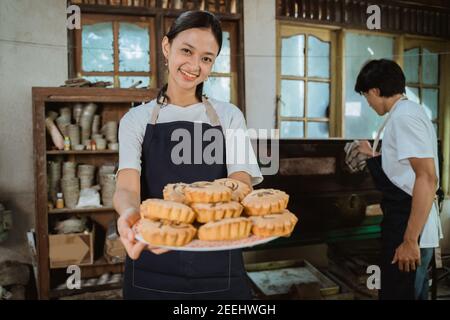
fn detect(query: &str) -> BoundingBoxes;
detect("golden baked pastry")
[140,198,195,224]
[191,201,243,223]
[241,189,289,216]
[139,219,196,247]
[249,210,298,237]
[184,181,232,203]
[198,217,252,241]
[214,178,251,202]
[163,183,188,203]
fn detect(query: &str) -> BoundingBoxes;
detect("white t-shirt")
[382,99,443,248]
[118,98,263,186]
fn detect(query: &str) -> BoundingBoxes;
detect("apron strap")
[149,103,161,125]
[372,96,408,157]
[202,96,221,127]
[150,96,222,127]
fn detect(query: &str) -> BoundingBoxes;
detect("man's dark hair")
[354,59,406,97]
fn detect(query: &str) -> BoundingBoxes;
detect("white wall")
[243,0,277,131]
[0,0,68,262]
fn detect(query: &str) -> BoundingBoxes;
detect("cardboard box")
[49,229,94,268]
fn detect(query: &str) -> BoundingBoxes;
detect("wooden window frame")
[210,21,238,105]
[402,39,445,129]
[399,36,450,194]
[339,28,399,138]
[276,22,450,194]
[69,1,245,111]
[276,22,337,138]
[74,14,157,88]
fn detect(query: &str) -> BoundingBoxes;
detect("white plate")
[134,225,278,252]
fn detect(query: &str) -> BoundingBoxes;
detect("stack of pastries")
[138,179,298,247]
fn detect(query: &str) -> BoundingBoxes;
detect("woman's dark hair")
[354,59,406,97]
[157,10,223,105]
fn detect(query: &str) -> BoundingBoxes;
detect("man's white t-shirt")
[117,98,263,186]
[382,99,443,248]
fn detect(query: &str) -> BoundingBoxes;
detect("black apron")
[123,98,252,300]
[366,155,416,300]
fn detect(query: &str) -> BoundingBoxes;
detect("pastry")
[191,201,243,223]
[241,189,289,216]
[184,181,232,203]
[198,217,252,241]
[214,178,251,202]
[249,210,298,237]
[139,219,196,247]
[163,182,188,203]
[140,199,195,224]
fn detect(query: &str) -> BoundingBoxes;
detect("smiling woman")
[113,10,262,300]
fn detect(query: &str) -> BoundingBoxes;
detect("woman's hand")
[117,208,170,259]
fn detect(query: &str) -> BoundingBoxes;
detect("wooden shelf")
[49,282,123,299]
[33,87,158,299]
[50,256,123,270]
[48,207,116,215]
[47,150,118,155]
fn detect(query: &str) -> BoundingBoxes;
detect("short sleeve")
[117,109,146,175]
[224,107,264,186]
[393,114,435,162]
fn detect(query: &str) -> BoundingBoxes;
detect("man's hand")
[392,239,421,272]
[357,140,379,157]
[117,209,170,259]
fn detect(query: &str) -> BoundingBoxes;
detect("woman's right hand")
[117,209,170,260]
[117,209,146,260]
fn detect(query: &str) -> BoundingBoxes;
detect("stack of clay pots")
[99,164,116,207]
[55,107,71,137]
[61,161,79,209]
[78,164,96,190]
[80,103,98,145]
[47,161,61,203]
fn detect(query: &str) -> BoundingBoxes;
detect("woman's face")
[163,28,219,92]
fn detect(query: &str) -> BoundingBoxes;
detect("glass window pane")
[82,22,114,72]
[82,76,114,88]
[406,86,420,104]
[203,76,231,102]
[281,35,305,76]
[119,23,150,72]
[422,88,438,120]
[404,48,419,83]
[307,82,329,118]
[344,33,394,139]
[212,31,230,73]
[119,76,150,88]
[280,80,304,117]
[422,48,439,85]
[280,121,304,138]
[307,36,330,78]
[307,122,329,138]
